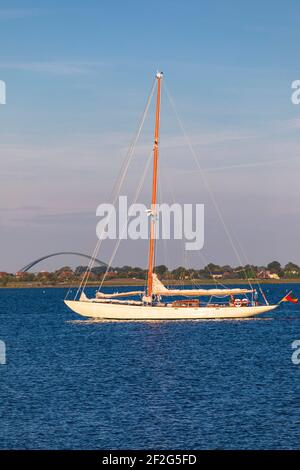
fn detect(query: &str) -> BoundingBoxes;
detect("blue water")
[1,284,300,449]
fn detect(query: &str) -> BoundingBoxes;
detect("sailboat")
[65,72,278,320]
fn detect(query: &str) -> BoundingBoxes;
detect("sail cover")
[152,274,253,297]
[96,290,144,299]
[94,275,253,299]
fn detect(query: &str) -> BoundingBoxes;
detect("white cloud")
[0,61,105,75]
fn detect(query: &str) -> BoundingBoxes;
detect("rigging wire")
[98,149,153,291]
[163,81,253,292]
[70,75,260,305]
[161,166,219,293]
[71,78,156,300]
[231,234,266,303]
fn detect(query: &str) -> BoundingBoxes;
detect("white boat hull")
[64,300,278,320]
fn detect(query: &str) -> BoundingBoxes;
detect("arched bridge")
[19,252,108,273]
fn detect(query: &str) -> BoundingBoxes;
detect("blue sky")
[1,0,300,271]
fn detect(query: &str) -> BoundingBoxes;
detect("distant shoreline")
[1,278,300,289]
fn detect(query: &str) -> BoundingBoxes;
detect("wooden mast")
[147,72,163,298]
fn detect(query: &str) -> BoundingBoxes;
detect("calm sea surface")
[0,284,300,449]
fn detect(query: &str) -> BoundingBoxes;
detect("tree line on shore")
[0,261,300,286]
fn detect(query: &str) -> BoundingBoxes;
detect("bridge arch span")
[19,252,108,273]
